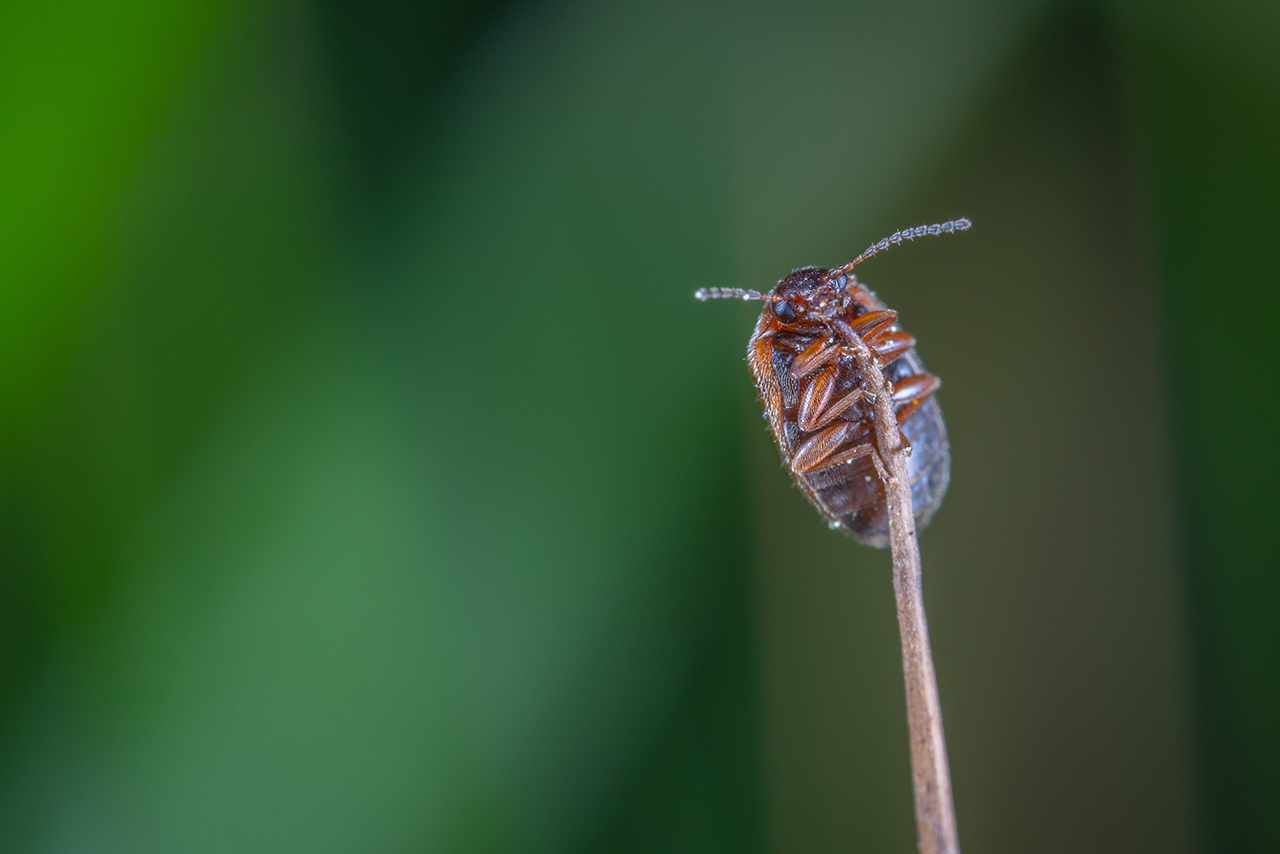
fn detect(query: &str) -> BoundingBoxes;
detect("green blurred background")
[1,0,1277,851]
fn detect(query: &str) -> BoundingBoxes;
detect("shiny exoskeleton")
[697,219,965,546]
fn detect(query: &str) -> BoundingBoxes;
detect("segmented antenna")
[836,217,971,273]
[697,219,969,301]
[694,287,776,302]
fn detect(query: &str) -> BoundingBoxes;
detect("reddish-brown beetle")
[697,218,968,546]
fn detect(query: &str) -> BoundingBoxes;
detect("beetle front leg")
[790,337,840,380]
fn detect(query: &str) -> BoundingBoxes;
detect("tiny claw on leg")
[871,449,897,489]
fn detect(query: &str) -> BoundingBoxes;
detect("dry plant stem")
[836,320,960,854]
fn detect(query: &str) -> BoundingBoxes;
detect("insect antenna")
[694,287,778,302]
[834,217,971,273]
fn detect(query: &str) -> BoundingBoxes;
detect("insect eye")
[773,300,798,323]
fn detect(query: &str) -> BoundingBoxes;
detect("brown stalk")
[841,321,960,854]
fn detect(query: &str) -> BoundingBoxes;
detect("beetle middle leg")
[890,372,941,406]
[797,366,872,432]
[790,337,840,380]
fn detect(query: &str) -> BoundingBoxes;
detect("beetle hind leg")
[796,439,897,489]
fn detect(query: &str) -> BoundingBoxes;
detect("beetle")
[696,218,968,547]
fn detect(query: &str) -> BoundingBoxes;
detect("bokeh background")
[2,1,1278,851]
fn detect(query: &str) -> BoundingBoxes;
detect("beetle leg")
[805,441,897,488]
[797,366,836,431]
[815,387,871,430]
[806,441,872,472]
[874,448,895,487]
[792,425,898,488]
[887,376,937,451]
[895,400,922,425]
[849,309,897,339]
[790,422,851,474]
[868,329,916,362]
[790,337,839,380]
[799,376,870,431]
[890,372,941,406]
